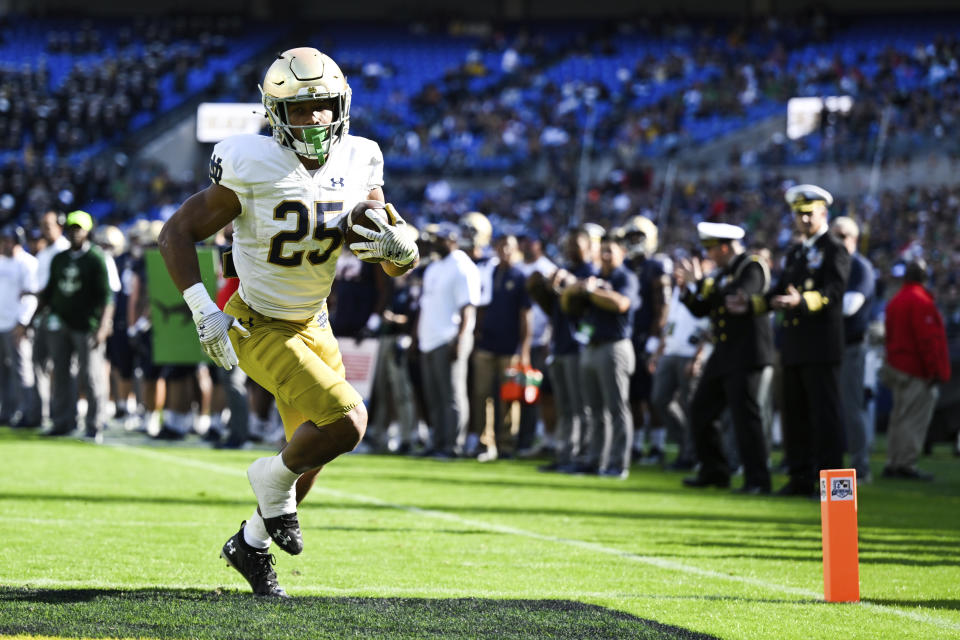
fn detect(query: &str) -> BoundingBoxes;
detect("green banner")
[146,247,218,365]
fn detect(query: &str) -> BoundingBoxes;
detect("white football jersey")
[211,133,384,320]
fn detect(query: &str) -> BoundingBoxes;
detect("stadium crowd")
[1,13,959,494]
[1,191,957,490]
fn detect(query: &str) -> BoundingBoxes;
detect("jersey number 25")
[268,200,343,267]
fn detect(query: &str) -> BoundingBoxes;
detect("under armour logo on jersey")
[237,317,255,330]
[330,177,344,188]
[209,155,223,185]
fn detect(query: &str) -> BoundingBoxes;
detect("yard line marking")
[118,446,960,633]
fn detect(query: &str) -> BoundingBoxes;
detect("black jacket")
[759,230,851,366]
[681,252,774,378]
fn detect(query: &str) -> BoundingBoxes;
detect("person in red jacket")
[882,259,951,480]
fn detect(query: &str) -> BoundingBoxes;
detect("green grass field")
[1,427,958,639]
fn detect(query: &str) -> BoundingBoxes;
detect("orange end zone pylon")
[820,468,860,602]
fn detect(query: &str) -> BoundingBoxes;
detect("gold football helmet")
[148,220,165,246]
[128,219,151,243]
[458,211,492,250]
[93,224,126,256]
[622,215,658,259]
[260,47,351,163]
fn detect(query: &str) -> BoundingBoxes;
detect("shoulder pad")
[210,134,286,192]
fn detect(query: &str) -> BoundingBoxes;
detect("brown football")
[345,199,393,263]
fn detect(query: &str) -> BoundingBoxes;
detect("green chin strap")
[302,126,331,163]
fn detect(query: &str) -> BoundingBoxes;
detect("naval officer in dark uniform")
[735,184,851,498]
[677,223,774,494]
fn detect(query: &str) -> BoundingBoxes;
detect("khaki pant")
[470,349,519,455]
[882,365,939,470]
[369,334,416,447]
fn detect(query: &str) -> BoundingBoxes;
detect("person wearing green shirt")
[30,210,114,440]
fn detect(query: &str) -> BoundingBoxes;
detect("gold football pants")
[225,292,362,439]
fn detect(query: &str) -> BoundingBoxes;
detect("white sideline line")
[95,446,960,632]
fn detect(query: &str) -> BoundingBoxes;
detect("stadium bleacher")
[0,13,957,301]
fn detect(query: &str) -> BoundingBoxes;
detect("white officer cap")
[581,222,606,241]
[784,184,833,212]
[697,222,745,248]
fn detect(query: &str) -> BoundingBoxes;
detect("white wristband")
[183,282,219,318]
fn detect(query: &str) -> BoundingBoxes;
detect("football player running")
[159,48,418,597]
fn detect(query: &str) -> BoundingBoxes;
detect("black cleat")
[220,523,289,597]
[263,513,303,555]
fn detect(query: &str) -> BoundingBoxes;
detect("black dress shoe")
[899,467,934,481]
[733,484,771,495]
[202,427,224,443]
[883,466,934,481]
[43,426,76,437]
[665,458,696,471]
[152,426,186,441]
[683,474,730,489]
[776,481,818,498]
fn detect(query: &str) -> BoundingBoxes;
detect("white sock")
[243,511,272,549]
[269,454,300,485]
[249,455,300,517]
[147,410,162,435]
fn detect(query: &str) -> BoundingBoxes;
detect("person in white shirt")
[35,211,71,291]
[417,223,481,457]
[0,226,40,427]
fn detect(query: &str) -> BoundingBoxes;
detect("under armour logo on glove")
[193,308,250,370]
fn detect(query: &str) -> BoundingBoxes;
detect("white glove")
[127,316,151,338]
[349,203,419,266]
[183,283,250,370]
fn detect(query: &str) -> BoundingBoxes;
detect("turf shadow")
[0,491,252,509]
[689,538,959,560]
[863,598,960,611]
[652,551,960,567]
[0,586,721,640]
[311,525,491,535]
